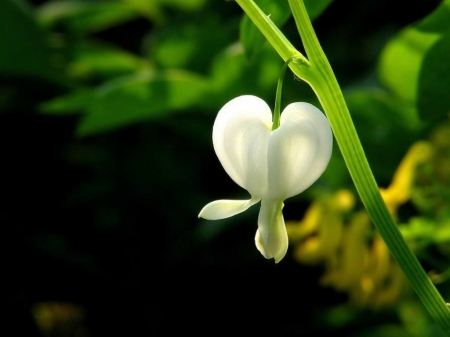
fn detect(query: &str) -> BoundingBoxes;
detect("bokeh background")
[3,0,450,335]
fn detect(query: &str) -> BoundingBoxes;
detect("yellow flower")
[286,190,353,265]
[320,211,371,292]
[286,139,435,308]
[380,141,433,218]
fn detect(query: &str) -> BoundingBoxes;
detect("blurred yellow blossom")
[286,138,435,309]
[412,122,450,216]
[32,302,88,337]
[380,141,433,218]
[287,190,354,266]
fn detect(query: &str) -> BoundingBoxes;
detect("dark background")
[3,0,444,335]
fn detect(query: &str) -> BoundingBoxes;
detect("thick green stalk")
[287,1,450,332]
[236,0,450,332]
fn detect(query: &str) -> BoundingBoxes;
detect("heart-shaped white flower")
[199,95,333,263]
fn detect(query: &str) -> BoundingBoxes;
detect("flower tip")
[197,207,206,219]
[255,200,288,263]
[198,198,261,220]
[255,227,288,264]
[274,249,287,264]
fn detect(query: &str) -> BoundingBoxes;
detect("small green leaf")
[158,0,206,11]
[417,32,450,122]
[121,0,207,25]
[150,18,233,72]
[0,0,58,81]
[69,40,152,80]
[416,0,450,34]
[40,89,94,115]
[378,1,450,118]
[378,27,440,102]
[124,0,164,24]
[76,71,209,137]
[37,1,139,33]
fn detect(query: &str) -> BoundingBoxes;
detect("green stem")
[235,0,313,81]
[273,57,295,130]
[236,0,450,332]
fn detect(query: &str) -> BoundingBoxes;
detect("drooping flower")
[198,95,333,263]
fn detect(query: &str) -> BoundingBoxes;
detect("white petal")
[266,102,332,200]
[213,95,272,198]
[255,199,288,263]
[198,197,260,220]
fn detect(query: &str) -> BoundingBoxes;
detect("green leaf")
[417,32,450,122]
[122,0,207,24]
[157,0,206,11]
[76,70,209,137]
[416,0,450,34]
[123,0,164,24]
[378,27,440,102]
[37,1,139,33]
[378,1,450,119]
[207,42,292,110]
[0,0,59,81]
[68,40,152,80]
[40,89,94,115]
[150,18,233,72]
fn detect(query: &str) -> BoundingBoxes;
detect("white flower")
[198,95,333,263]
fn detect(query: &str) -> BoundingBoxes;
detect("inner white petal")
[267,102,332,200]
[213,95,272,198]
[255,199,288,263]
[198,197,261,220]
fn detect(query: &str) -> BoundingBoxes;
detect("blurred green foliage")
[2,0,449,336]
